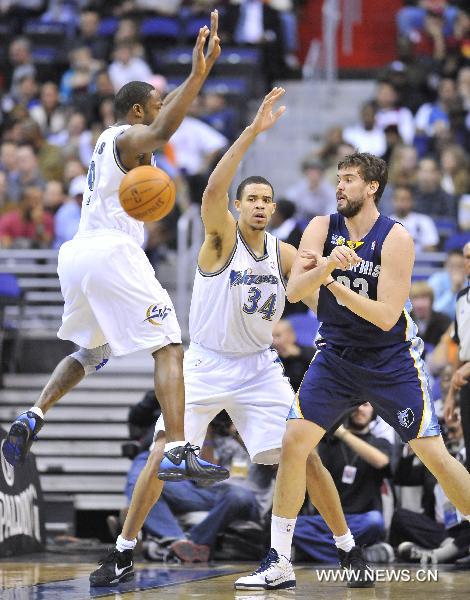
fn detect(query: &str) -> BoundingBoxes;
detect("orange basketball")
[119,165,176,222]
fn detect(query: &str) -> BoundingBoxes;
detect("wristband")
[325,280,335,288]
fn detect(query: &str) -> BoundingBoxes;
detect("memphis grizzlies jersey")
[78,125,145,246]
[189,228,286,356]
[317,213,417,347]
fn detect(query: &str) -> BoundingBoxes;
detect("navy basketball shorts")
[288,338,440,442]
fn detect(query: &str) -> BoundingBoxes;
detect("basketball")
[119,165,176,222]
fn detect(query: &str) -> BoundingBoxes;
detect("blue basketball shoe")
[2,410,44,467]
[158,443,229,482]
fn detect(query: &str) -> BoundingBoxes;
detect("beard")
[337,197,364,218]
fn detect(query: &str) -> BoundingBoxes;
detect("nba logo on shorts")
[397,408,414,429]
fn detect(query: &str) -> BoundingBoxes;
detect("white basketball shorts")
[57,230,181,356]
[155,342,295,464]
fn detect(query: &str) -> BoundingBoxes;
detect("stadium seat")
[182,16,210,41]
[433,216,457,242]
[214,47,262,77]
[140,17,180,42]
[97,16,119,37]
[151,46,193,76]
[286,311,320,347]
[24,19,67,47]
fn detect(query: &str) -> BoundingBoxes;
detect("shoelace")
[253,550,278,574]
[183,443,201,456]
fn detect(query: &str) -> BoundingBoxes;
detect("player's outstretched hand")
[250,87,286,135]
[299,249,326,271]
[328,245,361,271]
[191,10,221,79]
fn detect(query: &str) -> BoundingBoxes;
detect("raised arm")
[201,87,286,236]
[118,10,221,160]
[326,224,414,331]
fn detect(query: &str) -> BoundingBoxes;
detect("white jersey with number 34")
[189,229,286,356]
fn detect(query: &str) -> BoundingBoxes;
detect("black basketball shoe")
[158,443,229,482]
[2,410,44,466]
[338,546,375,588]
[89,549,134,587]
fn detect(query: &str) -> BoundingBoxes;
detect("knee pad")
[71,344,111,375]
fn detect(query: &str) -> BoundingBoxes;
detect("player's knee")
[70,344,111,376]
[153,342,183,364]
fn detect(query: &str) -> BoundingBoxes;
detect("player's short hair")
[338,152,388,205]
[236,176,274,201]
[114,81,154,119]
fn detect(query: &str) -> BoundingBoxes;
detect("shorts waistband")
[74,228,142,246]
[188,342,270,361]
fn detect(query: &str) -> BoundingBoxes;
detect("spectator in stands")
[427,248,465,318]
[169,114,228,204]
[293,403,394,564]
[2,74,38,115]
[440,144,470,196]
[444,241,470,468]
[53,175,85,249]
[415,77,459,156]
[8,37,36,97]
[108,41,153,93]
[30,82,67,139]
[223,0,286,88]
[343,102,386,157]
[388,144,419,188]
[200,92,237,142]
[60,45,102,104]
[13,144,45,197]
[410,281,451,351]
[447,4,470,71]
[374,80,415,145]
[390,184,439,252]
[71,9,110,61]
[62,158,86,189]
[43,179,66,214]
[457,65,470,112]
[0,141,20,203]
[269,199,301,248]
[392,416,470,565]
[284,157,336,223]
[0,172,14,215]
[272,319,315,392]
[0,185,53,249]
[50,112,94,166]
[19,119,64,182]
[413,157,458,218]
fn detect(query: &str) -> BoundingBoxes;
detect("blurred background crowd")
[1,0,470,569]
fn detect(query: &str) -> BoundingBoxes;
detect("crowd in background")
[0,0,470,567]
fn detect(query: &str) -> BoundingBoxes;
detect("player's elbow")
[378,311,400,332]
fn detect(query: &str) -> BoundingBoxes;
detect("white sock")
[29,407,44,419]
[271,515,296,560]
[463,515,470,523]
[164,441,186,452]
[116,534,137,552]
[333,529,355,552]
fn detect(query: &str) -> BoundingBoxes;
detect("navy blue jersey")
[317,213,417,348]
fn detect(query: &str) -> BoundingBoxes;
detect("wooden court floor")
[0,557,468,599]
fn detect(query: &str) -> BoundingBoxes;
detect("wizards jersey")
[317,213,417,348]
[189,228,286,356]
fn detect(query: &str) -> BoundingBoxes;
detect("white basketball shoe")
[234,548,296,590]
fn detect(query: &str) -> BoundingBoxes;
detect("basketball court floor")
[0,556,468,600]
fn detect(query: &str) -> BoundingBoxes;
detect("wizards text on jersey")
[229,268,279,287]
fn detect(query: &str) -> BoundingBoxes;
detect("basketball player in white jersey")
[3,12,228,486]
[89,88,370,587]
